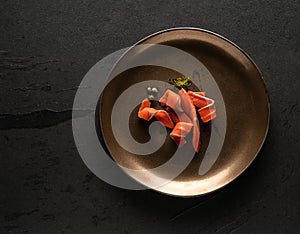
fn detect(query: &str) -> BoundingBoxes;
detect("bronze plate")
[99,28,270,197]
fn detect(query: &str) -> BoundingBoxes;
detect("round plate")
[99,28,270,197]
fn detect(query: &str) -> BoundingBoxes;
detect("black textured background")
[1,1,299,233]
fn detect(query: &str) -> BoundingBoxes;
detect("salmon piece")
[170,134,187,147]
[188,91,216,123]
[155,110,174,129]
[139,108,174,128]
[188,91,208,108]
[172,122,193,136]
[178,89,196,119]
[166,106,180,123]
[200,108,216,123]
[138,99,174,128]
[178,88,200,152]
[138,98,151,120]
[159,89,183,112]
[179,112,193,124]
[170,122,193,147]
[193,91,205,96]
[138,107,157,121]
[166,107,192,124]
[139,98,151,111]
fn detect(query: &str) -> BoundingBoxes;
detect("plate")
[99,28,270,197]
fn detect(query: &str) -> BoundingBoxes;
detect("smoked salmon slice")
[138,107,158,121]
[159,89,184,112]
[166,107,192,124]
[188,91,216,123]
[193,91,205,96]
[154,110,174,129]
[138,98,151,111]
[170,134,187,147]
[138,98,174,129]
[138,99,155,120]
[170,122,193,147]
[178,88,200,152]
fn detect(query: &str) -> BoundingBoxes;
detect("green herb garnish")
[172,77,192,88]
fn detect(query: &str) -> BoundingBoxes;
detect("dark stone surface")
[0,0,299,233]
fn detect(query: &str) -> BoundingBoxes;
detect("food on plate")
[138,98,174,128]
[166,107,192,124]
[151,87,158,93]
[159,89,183,112]
[148,95,155,101]
[138,98,151,112]
[147,86,159,100]
[171,76,192,89]
[178,88,200,152]
[154,110,174,129]
[188,91,216,123]
[138,83,216,153]
[170,122,193,147]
